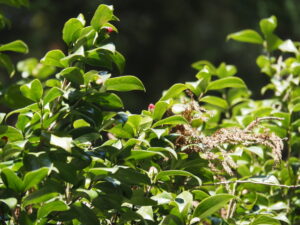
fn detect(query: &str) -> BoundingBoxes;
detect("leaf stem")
[203,180,300,189]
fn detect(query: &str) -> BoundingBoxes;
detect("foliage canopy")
[0,1,299,225]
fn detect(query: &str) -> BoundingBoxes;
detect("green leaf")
[1,168,24,192]
[193,194,235,218]
[0,125,23,141]
[156,170,202,186]
[244,146,264,159]
[37,200,69,219]
[72,203,100,225]
[86,93,123,109]
[227,29,263,44]
[0,198,17,209]
[0,53,15,77]
[50,135,72,152]
[23,187,59,207]
[278,39,298,54]
[200,96,228,109]
[126,150,165,160]
[152,115,188,128]
[43,87,63,105]
[147,147,177,159]
[91,4,114,31]
[251,215,281,225]
[60,46,85,67]
[20,79,43,102]
[151,192,174,205]
[259,15,277,37]
[73,119,90,128]
[63,18,84,45]
[0,40,28,53]
[112,51,125,73]
[159,84,187,101]
[58,67,84,86]
[191,60,216,72]
[216,63,237,77]
[153,101,169,120]
[207,77,246,91]
[0,113,5,124]
[105,75,145,92]
[23,167,49,191]
[175,191,193,215]
[136,206,154,222]
[41,50,66,68]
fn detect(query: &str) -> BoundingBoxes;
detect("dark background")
[1,0,300,112]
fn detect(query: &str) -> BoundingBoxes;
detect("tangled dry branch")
[173,100,285,175]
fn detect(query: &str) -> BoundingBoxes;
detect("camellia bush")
[0,2,299,225]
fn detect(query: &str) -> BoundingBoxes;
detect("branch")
[204,180,300,189]
[244,116,284,131]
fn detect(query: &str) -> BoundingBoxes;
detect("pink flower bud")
[105,27,114,33]
[148,103,155,111]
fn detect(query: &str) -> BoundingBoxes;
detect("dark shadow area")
[1,0,300,112]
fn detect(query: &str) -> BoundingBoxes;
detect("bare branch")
[244,116,284,131]
[203,180,300,189]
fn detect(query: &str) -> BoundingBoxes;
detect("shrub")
[0,2,299,225]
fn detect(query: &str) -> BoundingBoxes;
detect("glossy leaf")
[91,4,114,31]
[23,167,49,191]
[0,125,23,141]
[200,96,228,109]
[193,194,235,218]
[227,29,263,44]
[58,67,84,85]
[153,101,169,120]
[152,115,188,128]
[1,168,24,192]
[251,215,281,225]
[207,77,246,90]
[0,198,17,209]
[41,49,65,68]
[159,83,187,101]
[43,87,63,105]
[0,40,28,53]
[20,79,43,102]
[105,75,145,92]
[259,15,277,37]
[175,191,193,215]
[63,18,83,45]
[23,188,60,207]
[278,39,298,54]
[37,200,69,219]
[50,135,72,152]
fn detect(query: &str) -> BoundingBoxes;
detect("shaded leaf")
[156,170,202,186]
